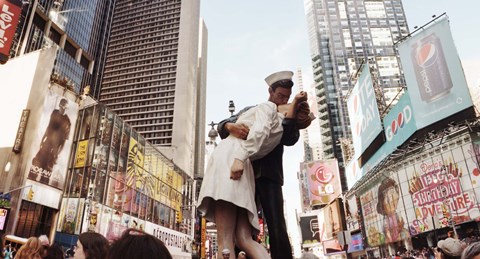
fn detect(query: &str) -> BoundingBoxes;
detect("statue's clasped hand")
[230,159,244,180]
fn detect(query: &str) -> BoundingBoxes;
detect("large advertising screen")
[347,64,383,157]
[398,16,473,130]
[304,159,342,206]
[26,91,79,189]
[347,233,364,253]
[360,136,480,245]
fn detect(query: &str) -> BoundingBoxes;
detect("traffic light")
[27,188,34,201]
[176,210,183,223]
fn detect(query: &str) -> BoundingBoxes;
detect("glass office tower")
[304,0,409,166]
[11,0,114,97]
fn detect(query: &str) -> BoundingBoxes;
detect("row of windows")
[101,83,175,96]
[103,62,177,78]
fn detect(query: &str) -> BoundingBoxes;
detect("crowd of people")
[369,232,480,259]
[1,228,172,259]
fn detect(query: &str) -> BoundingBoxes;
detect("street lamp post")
[228,100,235,116]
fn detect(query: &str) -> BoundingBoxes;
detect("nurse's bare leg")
[235,209,270,259]
[216,200,238,259]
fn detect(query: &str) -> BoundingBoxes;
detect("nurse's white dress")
[197,101,285,232]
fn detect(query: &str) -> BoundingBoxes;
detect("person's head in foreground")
[238,251,247,259]
[107,228,172,259]
[436,238,463,259]
[15,237,43,259]
[462,242,480,259]
[74,232,109,259]
[222,248,231,258]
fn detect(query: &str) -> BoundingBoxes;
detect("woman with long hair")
[14,237,43,259]
[73,232,109,259]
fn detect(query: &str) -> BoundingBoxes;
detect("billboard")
[0,207,10,231]
[359,173,410,246]
[323,199,343,239]
[345,195,360,231]
[347,64,383,157]
[347,233,364,253]
[26,91,79,189]
[360,136,480,244]
[346,93,417,189]
[398,16,473,130]
[304,159,342,206]
[299,214,321,245]
[0,0,22,64]
[383,93,417,148]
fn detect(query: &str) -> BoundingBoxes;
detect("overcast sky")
[200,0,480,256]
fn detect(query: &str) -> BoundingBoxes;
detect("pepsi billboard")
[346,93,417,189]
[382,93,417,149]
[347,64,383,157]
[398,16,473,130]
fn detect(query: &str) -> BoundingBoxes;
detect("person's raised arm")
[217,106,254,140]
[278,91,308,146]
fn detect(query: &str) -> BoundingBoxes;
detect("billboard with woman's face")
[360,134,480,245]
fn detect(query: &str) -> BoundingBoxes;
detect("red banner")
[0,0,22,64]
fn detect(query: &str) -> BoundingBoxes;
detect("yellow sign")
[126,137,144,188]
[201,217,206,258]
[74,140,89,168]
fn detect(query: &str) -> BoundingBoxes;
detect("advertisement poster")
[27,91,78,189]
[323,200,342,239]
[299,214,321,245]
[360,173,410,246]
[0,207,9,231]
[0,0,22,64]
[305,159,342,206]
[398,16,473,130]
[404,149,480,235]
[347,233,364,253]
[345,195,360,231]
[74,140,89,168]
[59,198,80,234]
[347,64,383,157]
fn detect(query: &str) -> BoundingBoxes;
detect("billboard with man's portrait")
[26,90,78,189]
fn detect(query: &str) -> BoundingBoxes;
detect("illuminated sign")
[74,140,89,168]
[0,0,22,64]
[0,207,10,231]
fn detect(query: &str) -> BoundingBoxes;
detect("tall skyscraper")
[297,69,323,163]
[99,0,205,176]
[303,0,409,166]
[11,0,114,96]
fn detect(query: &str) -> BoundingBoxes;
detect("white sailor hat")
[222,248,231,255]
[265,71,294,87]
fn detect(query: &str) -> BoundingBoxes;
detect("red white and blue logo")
[416,43,437,67]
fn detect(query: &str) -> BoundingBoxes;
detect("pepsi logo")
[355,121,361,136]
[416,43,437,67]
[385,105,412,141]
[353,95,359,112]
[390,112,405,135]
